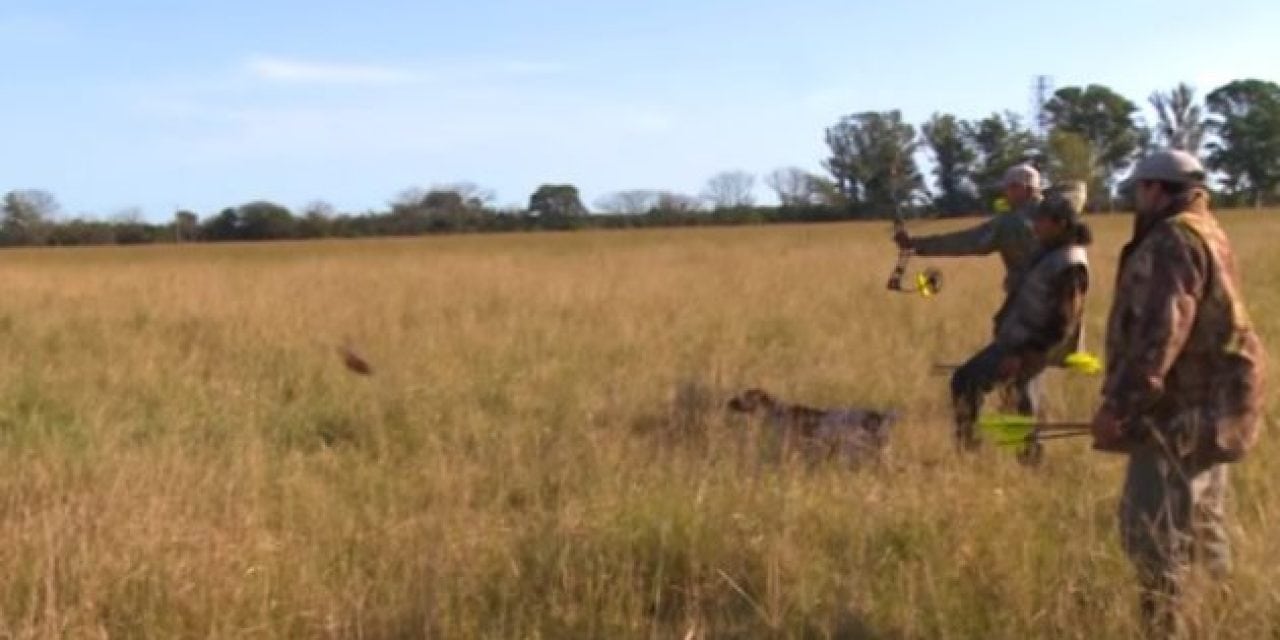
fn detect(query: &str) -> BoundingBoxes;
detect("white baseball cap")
[999,164,1041,190]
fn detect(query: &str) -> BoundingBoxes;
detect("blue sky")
[2,0,1278,219]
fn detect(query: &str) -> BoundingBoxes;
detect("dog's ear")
[727,388,770,413]
[744,388,774,407]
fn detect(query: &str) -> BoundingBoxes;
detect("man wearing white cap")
[895,163,1045,432]
[1092,149,1266,636]
[895,163,1042,294]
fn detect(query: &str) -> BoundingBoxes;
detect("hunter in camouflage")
[1091,149,1266,638]
[897,163,1045,417]
[898,163,1042,294]
[949,181,1091,449]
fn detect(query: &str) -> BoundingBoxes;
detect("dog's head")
[726,388,777,414]
[858,410,898,446]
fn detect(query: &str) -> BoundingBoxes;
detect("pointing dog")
[726,388,895,465]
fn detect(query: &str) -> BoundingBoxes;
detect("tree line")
[4,78,1279,247]
[821,79,1280,216]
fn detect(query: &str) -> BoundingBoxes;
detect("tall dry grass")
[0,212,1278,638]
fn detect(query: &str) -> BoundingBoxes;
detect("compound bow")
[886,206,942,297]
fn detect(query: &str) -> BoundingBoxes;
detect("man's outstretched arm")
[905,219,998,257]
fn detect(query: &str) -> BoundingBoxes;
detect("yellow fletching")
[977,414,1037,442]
[1063,352,1102,375]
[914,268,942,297]
[915,273,934,297]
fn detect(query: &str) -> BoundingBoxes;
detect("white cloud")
[128,55,684,174]
[244,55,421,85]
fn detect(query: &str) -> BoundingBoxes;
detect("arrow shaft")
[1028,422,1092,431]
[977,415,1092,430]
[1028,429,1092,440]
[996,429,1092,446]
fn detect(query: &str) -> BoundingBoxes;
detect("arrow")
[932,351,1103,376]
[978,413,1092,447]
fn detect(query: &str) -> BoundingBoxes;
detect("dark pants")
[949,343,1044,449]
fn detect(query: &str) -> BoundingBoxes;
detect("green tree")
[237,201,297,240]
[201,208,241,241]
[1,189,59,246]
[421,186,489,232]
[1044,84,1144,203]
[963,112,1038,205]
[387,187,434,234]
[48,218,116,246]
[174,210,199,242]
[297,201,335,239]
[1149,83,1206,153]
[922,113,979,215]
[436,182,494,210]
[1205,79,1280,208]
[528,184,587,228]
[110,207,153,244]
[1046,130,1095,185]
[198,201,296,241]
[823,110,923,214]
[805,175,849,210]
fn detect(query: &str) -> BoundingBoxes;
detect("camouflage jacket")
[995,243,1089,365]
[911,197,1040,293]
[1101,208,1266,461]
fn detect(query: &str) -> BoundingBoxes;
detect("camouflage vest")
[1165,212,1265,461]
[995,244,1088,363]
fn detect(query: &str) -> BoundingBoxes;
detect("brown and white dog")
[726,388,896,465]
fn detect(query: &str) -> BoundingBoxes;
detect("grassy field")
[0,210,1278,638]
